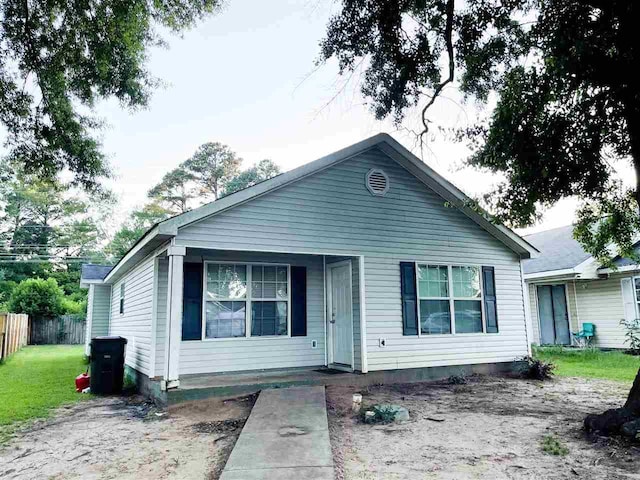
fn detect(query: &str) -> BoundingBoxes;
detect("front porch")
[156,361,524,405]
[158,247,367,394]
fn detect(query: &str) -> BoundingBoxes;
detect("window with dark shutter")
[182,263,203,340]
[482,266,499,333]
[400,262,418,335]
[291,266,307,336]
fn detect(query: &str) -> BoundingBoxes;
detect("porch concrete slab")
[220,386,334,479]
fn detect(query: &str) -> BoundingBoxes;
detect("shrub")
[522,356,556,380]
[8,278,65,318]
[60,297,87,316]
[447,374,467,385]
[620,318,640,355]
[541,435,569,456]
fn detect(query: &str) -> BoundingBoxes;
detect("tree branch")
[420,0,455,138]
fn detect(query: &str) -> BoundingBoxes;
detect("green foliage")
[620,319,640,355]
[0,280,17,306]
[183,142,243,201]
[105,202,172,259]
[148,168,196,214]
[224,159,281,197]
[0,0,222,191]
[541,435,569,456]
[7,278,65,318]
[534,346,640,383]
[361,405,397,424]
[0,164,113,284]
[320,1,640,261]
[60,297,87,316]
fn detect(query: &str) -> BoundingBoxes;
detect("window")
[119,283,125,315]
[205,264,247,339]
[452,266,482,333]
[417,264,484,335]
[418,265,451,334]
[203,263,290,339]
[251,265,288,336]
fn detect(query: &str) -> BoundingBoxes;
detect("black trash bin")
[90,336,127,394]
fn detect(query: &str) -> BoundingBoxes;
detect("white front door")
[328,262,353,367]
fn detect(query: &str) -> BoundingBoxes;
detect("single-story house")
[523,225,640,349]
[81,133,538,403]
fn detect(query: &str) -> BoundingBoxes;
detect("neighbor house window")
[119,283,125,315]
[204,263,290,339]
[417,264,484,335]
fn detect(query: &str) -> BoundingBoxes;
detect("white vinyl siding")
[574,274,629,349]
[179,250,325,375]
[175,147,529,372]
[109,255,156,375]
[84,284,112,355]
[528,276,627,349]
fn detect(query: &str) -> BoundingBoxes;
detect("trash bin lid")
[91,335,128,344]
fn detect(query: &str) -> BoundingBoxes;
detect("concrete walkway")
[220,386,334,479]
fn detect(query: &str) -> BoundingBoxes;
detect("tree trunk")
[624,366,640,414]
[585,90,640,439]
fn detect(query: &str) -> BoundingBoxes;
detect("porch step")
[164,361,524,405]
[167,367,354,404]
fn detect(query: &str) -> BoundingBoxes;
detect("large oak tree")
[320,0,640,436]
[0,0,222,191]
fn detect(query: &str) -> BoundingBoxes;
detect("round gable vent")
[366,168,389,196]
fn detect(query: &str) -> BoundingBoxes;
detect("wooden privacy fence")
[29,315,86,345]
[0,313,29,361]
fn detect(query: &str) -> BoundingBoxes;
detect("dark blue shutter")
[400,262,418,335]
[482,266,498,333]
[182,263,203,340]
[291,266,307,336]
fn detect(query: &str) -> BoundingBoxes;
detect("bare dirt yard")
[0,393,255,480]
[327,376,640,480]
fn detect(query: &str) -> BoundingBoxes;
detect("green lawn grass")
[0,345,89,441]
[534,346,640,383]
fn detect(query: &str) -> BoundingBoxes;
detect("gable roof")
[522,225,592,275]
[105,133,538,283]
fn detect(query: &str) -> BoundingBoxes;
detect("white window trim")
[201,261,291,341]
[415,262,491,337]
[632,276,640,319]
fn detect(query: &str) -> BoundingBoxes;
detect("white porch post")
[165,245,186,389]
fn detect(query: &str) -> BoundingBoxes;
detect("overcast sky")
[24,0,635,235]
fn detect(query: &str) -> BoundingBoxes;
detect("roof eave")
[103,226,173,283]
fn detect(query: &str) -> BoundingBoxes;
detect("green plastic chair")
[573,322,595,347]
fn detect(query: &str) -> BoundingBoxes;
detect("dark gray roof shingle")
[81,263,113,281]
[522,225,591,274]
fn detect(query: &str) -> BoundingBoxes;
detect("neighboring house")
[523,225,639,349]
[81,133,537,403]
[80,264,114,356]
